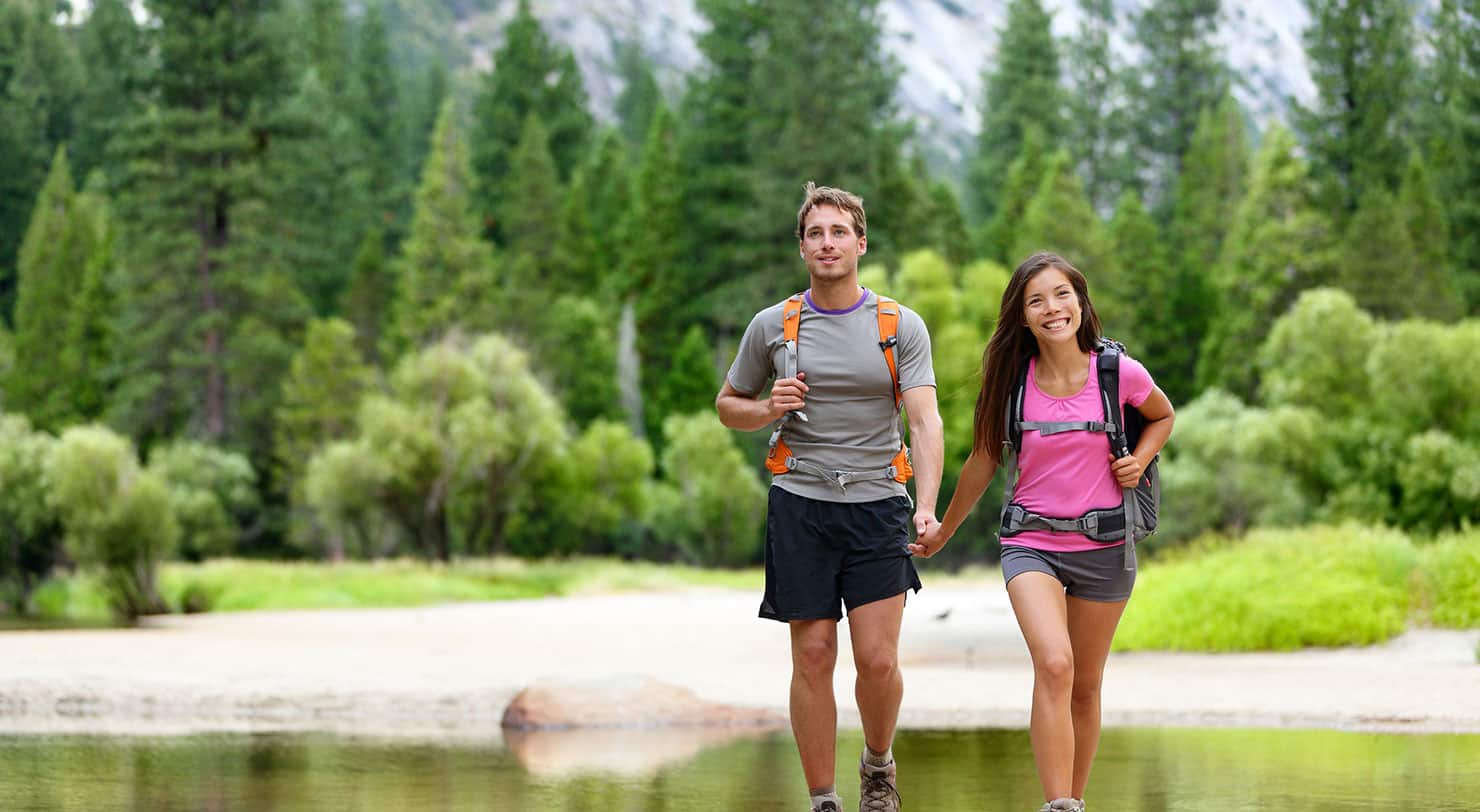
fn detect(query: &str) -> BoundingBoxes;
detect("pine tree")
[1337,187,1422,319]
[400,58,449,227]
[294,0,350,98]
[979,127,1048,264]
[868,135,935,271]
[677,0,769,331]
[64,172,116,424]
[1011,149,1109,275]
[1170,92,1248,277]
[470,0,592,243]
[615,39,663,152]
[500,113,564,303]
[927,181,972,269]
[388,100,497,354]
[1296,0,1416,221]
[268,69,369,315]
[653,324,720,426]
[275,317,374,493]
[969,0,1065,224]
[1418,0,1479,312]
[531,295,622,426]
[1398,151,1451,294]
[1197,127,1337,398]
[7,148,110,430]
[1107,191,1197,402]
[340,228,394,365]
[349,1,403,242]
[72,0,146,180]
[108,0,309,454]
[1127,0,1226,213]
[1067,0,1136,212]
[746,0,899,303]
[0,0,82,322]
[620,106,689,439]
[581,130,635,285]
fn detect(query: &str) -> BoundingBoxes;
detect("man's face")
[799,204,866,283]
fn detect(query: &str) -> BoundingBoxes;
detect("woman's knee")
[1070,678,1101,712]
[1034,647,1074,689]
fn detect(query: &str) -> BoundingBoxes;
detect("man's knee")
[854,646,899,685]
[792,632,838,681]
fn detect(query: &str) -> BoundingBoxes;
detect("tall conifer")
[969,0,1065,223]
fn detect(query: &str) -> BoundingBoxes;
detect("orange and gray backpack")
[764,292,913,492]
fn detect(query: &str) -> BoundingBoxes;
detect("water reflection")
[0,727,1477,811]
[504,726,777,778]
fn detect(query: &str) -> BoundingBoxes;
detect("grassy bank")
[27,558,763,623]
[17,526,1480,654]
[1116,524,1480,651]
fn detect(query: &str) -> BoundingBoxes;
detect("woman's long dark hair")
[971,252,1102,456]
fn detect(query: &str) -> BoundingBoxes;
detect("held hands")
[1109,452,1145,488]
[767,371,808,420]
[907,512,945,558]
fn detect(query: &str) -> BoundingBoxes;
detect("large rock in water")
[501,676,785,730]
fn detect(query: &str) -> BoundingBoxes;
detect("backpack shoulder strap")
[875,294,901,408]
[1095,341,1130,458]
[781,293,804,342]
[1007,355,1031,453]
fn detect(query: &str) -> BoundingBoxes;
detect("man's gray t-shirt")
[727,289,935,504]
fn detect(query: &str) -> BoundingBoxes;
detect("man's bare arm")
[715,374,808,432]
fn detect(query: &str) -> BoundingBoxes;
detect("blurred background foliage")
[0,0,1475,623]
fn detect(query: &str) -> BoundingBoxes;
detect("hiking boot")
[858,756,901,811]
[1037,799,1084,812]
[812,801,841,812]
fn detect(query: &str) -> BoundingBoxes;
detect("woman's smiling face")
[1022,266,1081,346]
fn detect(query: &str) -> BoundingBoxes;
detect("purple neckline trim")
[805,287,870,315]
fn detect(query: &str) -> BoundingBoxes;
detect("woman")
[909,252,1174,812]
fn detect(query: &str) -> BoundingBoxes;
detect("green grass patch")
[1115,524,1417,652]
[1416,530,1480,628]
[15,557,761,623]
[156,557,761,614]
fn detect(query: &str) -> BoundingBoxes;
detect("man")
[717,183,943,812]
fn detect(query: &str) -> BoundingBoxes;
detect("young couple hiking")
[716,183,1176,812]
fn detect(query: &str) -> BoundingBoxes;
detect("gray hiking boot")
[859,757,901,811]
[812,797,842,812]
[1037,799,1084,812]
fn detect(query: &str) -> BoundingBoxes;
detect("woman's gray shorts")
[1000,543,1136,602]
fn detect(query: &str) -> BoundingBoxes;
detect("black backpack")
[998,338,1159,569]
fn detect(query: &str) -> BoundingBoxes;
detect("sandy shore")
[2,579,1478,742]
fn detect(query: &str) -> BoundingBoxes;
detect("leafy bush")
[48,425,179,619]
[0,414,61,613]
[147,441,258,561]
[650,412,766,566]
[1417,530,1480,628]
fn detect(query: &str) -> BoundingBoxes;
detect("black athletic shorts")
[758,486,922,623]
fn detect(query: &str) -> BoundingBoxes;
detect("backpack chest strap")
[1017,420,1113,437]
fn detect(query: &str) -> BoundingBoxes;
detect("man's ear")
[858,234,867,255]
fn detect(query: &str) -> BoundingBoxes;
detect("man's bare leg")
[847,593,907,755]
[791,618,841,791]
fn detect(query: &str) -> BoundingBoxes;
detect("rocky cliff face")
[458,0,1316,168]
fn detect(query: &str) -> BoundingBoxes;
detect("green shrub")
[1115,524,1416,651]
[1417,530,1480,628]
[48,425,179,620]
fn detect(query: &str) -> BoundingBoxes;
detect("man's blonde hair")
[795,182,867,240]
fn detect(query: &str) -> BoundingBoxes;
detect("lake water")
[2,726,1478,810]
